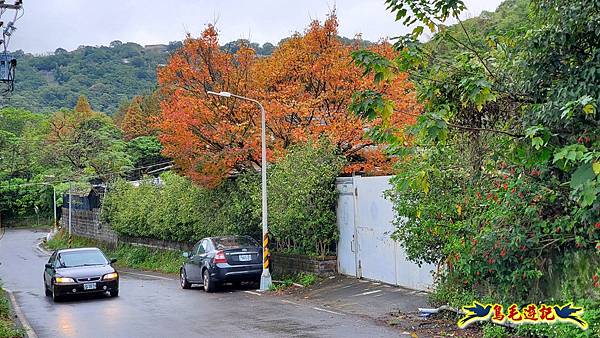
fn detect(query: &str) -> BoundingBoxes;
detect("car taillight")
[213,250,227,264]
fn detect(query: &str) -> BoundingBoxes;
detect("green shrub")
[102,140,344,256]
[268,140,345,256]
[102,171,261,243]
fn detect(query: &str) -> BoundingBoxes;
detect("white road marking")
[244,290,262,296]
[120,271,174,281]
[281,299,300,306]
[353,290,382,296]
[313,307,345,316]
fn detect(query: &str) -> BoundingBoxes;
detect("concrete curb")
[2,287,37,338]
[35,241,52,256]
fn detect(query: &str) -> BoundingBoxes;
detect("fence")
[0,214,53,228]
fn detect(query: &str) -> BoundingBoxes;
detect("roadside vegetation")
[350,0,599,336]
[103,140,344,257]
[0,286,23,338]
[270,273,319,292]
[46,230,185,275]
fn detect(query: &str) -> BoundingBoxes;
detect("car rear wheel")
[180,269,191,289]
[203,269,215,293]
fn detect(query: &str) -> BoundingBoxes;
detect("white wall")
[336,176,435,291]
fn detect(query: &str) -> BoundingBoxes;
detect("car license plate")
[239,254,251,262]
[84,283,97,290]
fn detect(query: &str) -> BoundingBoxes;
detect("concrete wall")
[271,252,337,277]
[59,208,118,246]
[59,208,191,251]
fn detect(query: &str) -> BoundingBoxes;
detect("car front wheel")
[109,290,119,297]
[203,269,215,293]
[51,285,61,302]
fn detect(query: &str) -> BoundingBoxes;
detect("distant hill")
[4,36,370,115]
[5,41,174,114]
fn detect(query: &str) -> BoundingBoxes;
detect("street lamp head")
[207,91,232,98]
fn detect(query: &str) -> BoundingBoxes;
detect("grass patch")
[46,230,186,275]
[0,286,24,338]
[270,272,319,291]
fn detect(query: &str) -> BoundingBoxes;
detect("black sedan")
[180,236,262,292]
[43,247,119,302]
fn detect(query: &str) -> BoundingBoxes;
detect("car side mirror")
[182,252,190,258]
[45,263,53,269]
[110,258,118,264]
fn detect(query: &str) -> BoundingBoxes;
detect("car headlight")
[55,277,75,284]
[102,272,118,281]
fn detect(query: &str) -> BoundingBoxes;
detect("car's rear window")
[58,250,108,268]
[213,236,259,249]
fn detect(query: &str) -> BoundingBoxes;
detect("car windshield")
[58,250,108,268]
[213,236,259,249]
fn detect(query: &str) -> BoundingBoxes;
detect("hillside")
[3,36,369,115]
[430,0,530,54]
[4,41,173,114]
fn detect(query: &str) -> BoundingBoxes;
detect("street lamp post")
[207,91,272,291]
[52,185,57,228]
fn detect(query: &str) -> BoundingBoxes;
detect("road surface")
[0,228,404,338]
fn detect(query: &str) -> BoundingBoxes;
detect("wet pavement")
[0,228,407,338]
[283,274,430,319]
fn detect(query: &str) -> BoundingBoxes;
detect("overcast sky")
[9,0,504,54]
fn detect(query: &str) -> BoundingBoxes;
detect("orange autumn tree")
[121,91,162,140]
[158,15,420,186]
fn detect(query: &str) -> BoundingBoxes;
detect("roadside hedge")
[267,140,345,256]
[102,140,344,256]
[102,171,261,243]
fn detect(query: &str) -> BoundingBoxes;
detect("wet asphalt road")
[0,229,404,338]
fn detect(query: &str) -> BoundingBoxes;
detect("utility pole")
[68,182,72,236]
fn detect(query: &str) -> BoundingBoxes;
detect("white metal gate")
[336,176,434,291]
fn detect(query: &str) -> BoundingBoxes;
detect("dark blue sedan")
[180,236,262,292]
